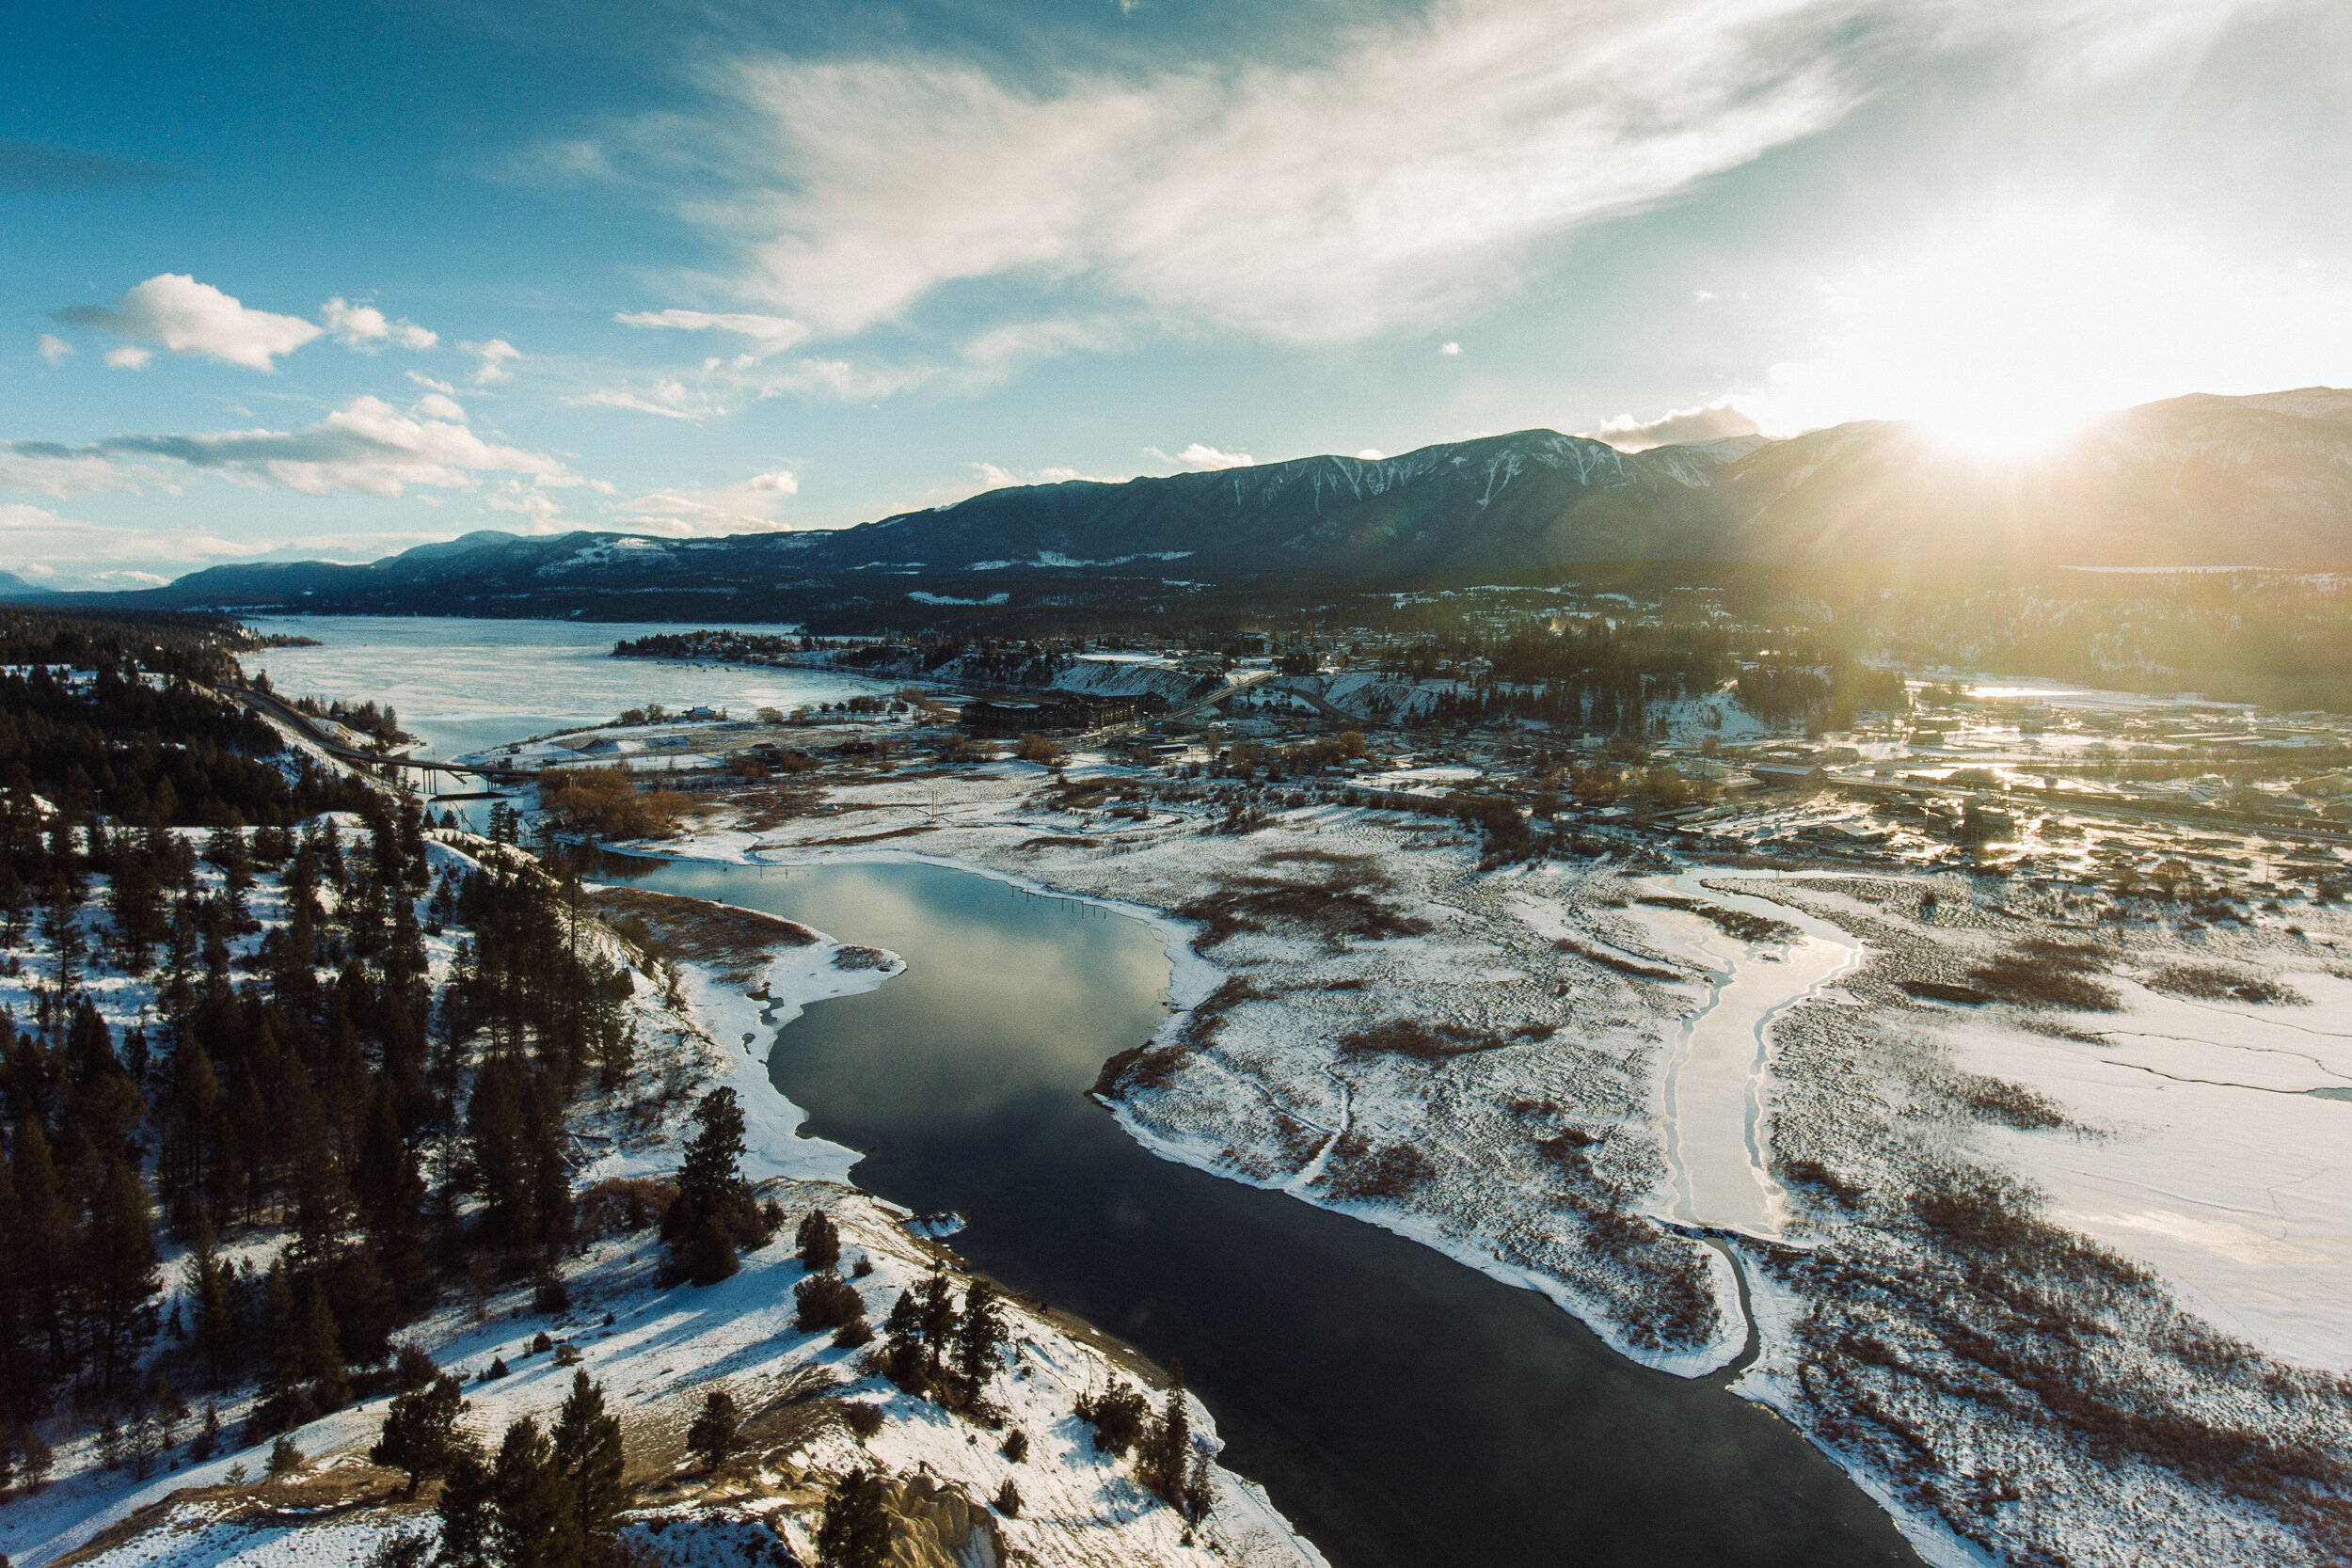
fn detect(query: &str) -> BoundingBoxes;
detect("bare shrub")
[2144,964,2306,1005]
[1176,876,1431,951]
[1339,1019,1507,1061]
[1322,1135,1436,1200]
[1968,953,2121,1012]
[1955,1074,2072,1131]
[577,1177,678,1237]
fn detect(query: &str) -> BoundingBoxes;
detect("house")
[1751,761,1827,790]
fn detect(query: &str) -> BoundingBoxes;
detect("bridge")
[222,685,531,789]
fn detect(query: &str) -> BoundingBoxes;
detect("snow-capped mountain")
[99,388,2352,617]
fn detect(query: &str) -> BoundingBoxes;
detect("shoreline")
[598,830,1994,1566]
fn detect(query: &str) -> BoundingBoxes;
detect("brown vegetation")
[1967,941,2122,1011]
[2143,963,2306,1006]
[539,765,691,840]
[1337,1019,1509,1061]
[1320,1133,1437,1200]
[1175,861,1431,952]
[588,886,816,985]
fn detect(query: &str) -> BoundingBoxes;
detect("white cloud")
[460,338,520,384]
[543,0,2252,371]
[0,442,170,499]
[1590,400,1762,451]
[321,296,438,351]
[0,503,266,578]
[666,0,1880,342]
[0,505,479,588]
[59,273,323,370]
[410,392,468,421]
[565,379,718,420]
[487,481,564,525]
[965,461,1119,490]
[1147,442,1254,471]
[87,395,573,498]
[36,334,73,365]
[1438,341,1462,356]
[1356,448,1388,460]
[104,345,153,370]
[406,372,459,395]
[614,309,808,356]
[617,467,802,533]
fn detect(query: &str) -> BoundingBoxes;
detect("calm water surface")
[596,853,1921,1568]
[244,615,890,763]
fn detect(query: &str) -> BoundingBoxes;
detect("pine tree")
[549,1370,626,1557]
[81,1155,159,1394]
[952,1279,1006,1406]
[795,1209,840,1273]
[372,1374,476,1494]
[300,1277,351,1408]
[183,1214,240,1386]
[11,1124,68,1370]
[1137,1360,1193,1510]
[815,1468,894,1568]
[666,1088,753,1241]
[490,1418,585,1568]
[684,1387,738,1471]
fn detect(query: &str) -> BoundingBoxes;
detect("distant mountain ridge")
[57,387,2352,616]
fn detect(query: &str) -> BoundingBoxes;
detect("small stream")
[1639,872,1866,1240]
[594,851,1922,1568]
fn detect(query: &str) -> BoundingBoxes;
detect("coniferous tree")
[10,1122,67,1370]
[684,1387,738,1471]
[372,1374,477,1494]
[795,1209,840,1273]
[1137,1359,1193,1509]
[183,1215,240,1386]
[489,1418,585,1568]
[815,1468,894,1568]
[953,1279,1006,1407]
[549,1370,626,1559]
[80,1154,159,1394]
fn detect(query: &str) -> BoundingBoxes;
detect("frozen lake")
[242,616,894,762]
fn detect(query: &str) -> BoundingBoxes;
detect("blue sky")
[6,0,2349,587]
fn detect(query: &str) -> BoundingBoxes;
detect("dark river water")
[592,852,1921,1568]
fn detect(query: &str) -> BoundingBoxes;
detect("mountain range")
[34,387,2352,621]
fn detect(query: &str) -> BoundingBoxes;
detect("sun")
[1751,211,2345,457]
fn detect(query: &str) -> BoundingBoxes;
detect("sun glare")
[1752,212,2350,457]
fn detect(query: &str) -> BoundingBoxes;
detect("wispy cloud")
[613,309,807,356]
[661,0,1871,342]
[56,396,572,499]
[617,467,800,533]
[565,379,722,420]
[35,334,73,365]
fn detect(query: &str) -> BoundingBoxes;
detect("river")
[593,851,1922,1568]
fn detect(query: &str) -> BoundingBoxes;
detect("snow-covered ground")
[5,827,1325,1568]
[549,742,2352,1568]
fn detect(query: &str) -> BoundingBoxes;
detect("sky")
[6,0,2350,589]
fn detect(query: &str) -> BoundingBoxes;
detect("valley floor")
[598,746,2352,1567]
